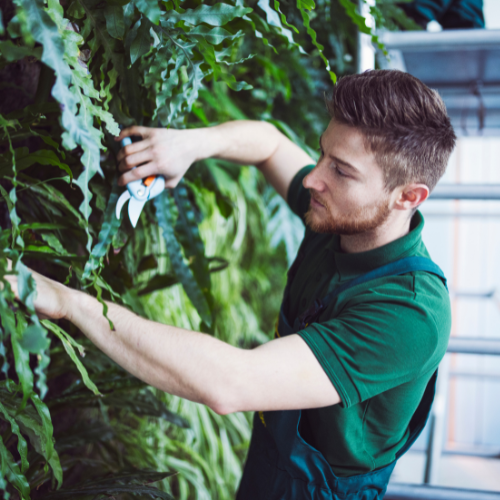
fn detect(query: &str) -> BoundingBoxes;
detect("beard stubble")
[304,192,392,235]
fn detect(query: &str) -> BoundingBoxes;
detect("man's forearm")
[202,121,283,165]
[202,121,314,199]
[66,289,245,412]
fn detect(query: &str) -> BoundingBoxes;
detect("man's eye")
[334,165,348,178]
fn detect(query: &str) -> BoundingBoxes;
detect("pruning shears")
[116,136,166,228]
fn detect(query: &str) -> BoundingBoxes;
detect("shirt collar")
[326,211,425,280]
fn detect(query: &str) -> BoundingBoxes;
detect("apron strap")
[298,256,448,329]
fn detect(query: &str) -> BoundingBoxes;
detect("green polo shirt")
[286,166,451,477]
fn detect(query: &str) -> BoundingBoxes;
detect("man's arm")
[6,268,340,414]
[70,292,340,414]
[115,120,314,200]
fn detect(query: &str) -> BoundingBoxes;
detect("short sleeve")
[287,165,314,222]
[296,276,451,408]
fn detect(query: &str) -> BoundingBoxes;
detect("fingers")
[118,162,158,186]
[116,137,151,163]
[118,148,154,172]
[114,125,151,141]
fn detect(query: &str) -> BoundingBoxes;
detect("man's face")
[303,120,392,236]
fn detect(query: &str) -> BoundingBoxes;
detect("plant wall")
[0,0,414,498]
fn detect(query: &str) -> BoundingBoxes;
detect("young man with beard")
[7,70,456,499]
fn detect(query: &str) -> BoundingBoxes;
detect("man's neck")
[339,212,413,254]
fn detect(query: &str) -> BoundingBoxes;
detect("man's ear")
[394,183,429,211]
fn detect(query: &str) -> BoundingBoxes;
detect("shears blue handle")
[116,136,165,227]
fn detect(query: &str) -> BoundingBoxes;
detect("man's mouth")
[310,194,325,208]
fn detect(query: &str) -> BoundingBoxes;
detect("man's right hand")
[115,126,204,188]
[115,121,314,200]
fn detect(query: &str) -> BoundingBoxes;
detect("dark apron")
[237,256,448,500]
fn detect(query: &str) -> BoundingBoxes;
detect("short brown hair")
[326,70,456,192]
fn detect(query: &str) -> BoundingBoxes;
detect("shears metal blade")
[116,136,166,228]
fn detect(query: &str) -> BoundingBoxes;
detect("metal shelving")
[377,29,500,135]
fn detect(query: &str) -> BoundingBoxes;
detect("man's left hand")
[5,261,72,320]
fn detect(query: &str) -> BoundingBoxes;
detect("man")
[8,70,456,499]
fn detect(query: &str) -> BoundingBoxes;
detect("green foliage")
[0,0,413,497]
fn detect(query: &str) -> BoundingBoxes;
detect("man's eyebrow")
[330,156,360,174]
[319,133,361,174]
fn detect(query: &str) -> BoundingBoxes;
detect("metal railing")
[447,337,500,355]
[430,185,500,200]
[385,483,500,500]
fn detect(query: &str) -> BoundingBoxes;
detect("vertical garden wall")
[0,0,415,498]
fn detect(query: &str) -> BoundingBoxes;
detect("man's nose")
[303,165,325,192]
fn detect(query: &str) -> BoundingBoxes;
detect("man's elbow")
[201,350,253,415]
[204,389,239,416]
[203,380,245,416]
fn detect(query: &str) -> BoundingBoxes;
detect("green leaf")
[0,400,29,473]
[19,222,67,231]
[267,193,304,266]
[257,0,298,46]
[13,260,51,397]
[0,116,22,247]
[14,149,73,179]
[43,469,176,499]
[29,128,66,159]
[138,273,178,296]
[243,13,278,53]
[15,259,38,312]
[104,4,125,39]
[133,0,162,25]
[296,0,336,84]
[130,18,152,64]
[338,0,386,52]
[23,178,85,228]
[11,312,34,408]
[122,288,147,316]
[19,324,50,352]
[189,26,244,45]
[102,390,189,428]
[338,0,372,35]
[154,191,212,329]
[0,436,30,500]
[30,393,63,488]
[42,320,101,396]
[15,0,103,253]
[83,179,122,280]
[0,184,16,245]
[220,72,253,91]
[0,40,43,62]
[40,233,69,255]
[5,393,61,487]
[273,0,299,33]
[166,3,253,27]
[0,293,17,379]
[174,183,211,297]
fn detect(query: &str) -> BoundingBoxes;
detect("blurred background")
[374,0,500,498]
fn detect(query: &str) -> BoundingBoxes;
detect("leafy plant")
[0,0,413,498]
